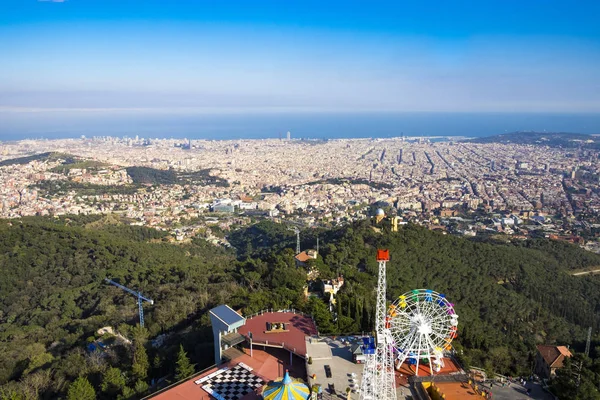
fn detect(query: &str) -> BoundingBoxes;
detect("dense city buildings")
[1,136,599,252]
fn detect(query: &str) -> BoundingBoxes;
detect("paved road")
[484,381,555,400]
[397,386,411,399]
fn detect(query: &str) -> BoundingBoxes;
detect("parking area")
[306,337,365,399]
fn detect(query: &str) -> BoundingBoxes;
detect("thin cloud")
[0,106,370,114]
[38,0,66,2]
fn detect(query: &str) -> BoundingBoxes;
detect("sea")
[1,111,599,141]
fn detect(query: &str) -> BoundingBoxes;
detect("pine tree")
[175,344,196,381]
[121,386,136,399]
[67,377,96,400]
[336,296,343,330]
[134,380,149,395]
[361,300,371,332]
[354,297,362,323]
[101,367,125,396]
[0,386,22,400]
[132,342,149,381]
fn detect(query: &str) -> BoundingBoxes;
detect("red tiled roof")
[239,312,317,357]
[295,252,311,262]
[148,347,303,400]
[537,345,572,368]
[397,357,461,378]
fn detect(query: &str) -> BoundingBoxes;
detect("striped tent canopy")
[262,371,311,400]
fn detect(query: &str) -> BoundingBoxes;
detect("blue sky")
[1,1,600,113]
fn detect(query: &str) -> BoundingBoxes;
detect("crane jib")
[104,278,154,304]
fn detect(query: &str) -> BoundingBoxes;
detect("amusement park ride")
[359,250,459,400]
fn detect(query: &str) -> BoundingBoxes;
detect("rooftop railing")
[244,308,314,320]
[243,308,319,336]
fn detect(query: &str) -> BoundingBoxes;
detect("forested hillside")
[0,152,76,167]
[230,220,600,376]
[2,217,600,398]
[0,216,236,399]
[126,166,229,186]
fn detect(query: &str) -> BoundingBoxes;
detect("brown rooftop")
[148,347,305,400]
[239,311,317,357]
[397,357,461,381]
[422,382,482,400]
[537,345,572,368]
[294,251,311,263]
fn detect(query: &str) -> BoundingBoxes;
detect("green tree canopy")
[175,345,196,381]
[132,341,149,381]
[101,367,126,396]
[67,377,95,400]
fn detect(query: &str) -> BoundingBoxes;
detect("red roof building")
[534,345,572,379]
[239,311,318,358]
[146,310,316,400]
[294,250,317,267]
[147,347,305,400]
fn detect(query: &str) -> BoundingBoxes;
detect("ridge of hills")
[1,216,600,398]
[0,152,229,188]
[0,152,77,167]
[466,131,600,149]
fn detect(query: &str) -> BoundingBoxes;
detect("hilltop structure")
[209,305,246,364]
[535,345,573,379]
[294,249,317,267]
[149,308,316,400]
[374,208,386,224]
[150,254,467,400]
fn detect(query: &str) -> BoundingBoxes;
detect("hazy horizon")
[2,111,599,141]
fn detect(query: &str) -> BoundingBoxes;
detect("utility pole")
[576,326,593,392]
[288,227,300,254]
[585,327,592,357]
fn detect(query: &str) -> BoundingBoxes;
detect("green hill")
[0,152,77,167]
[230,220,600,375]
[466,131,600,149]
[126,166,229,186]
[0,216,235,398]
[2,217,600,398]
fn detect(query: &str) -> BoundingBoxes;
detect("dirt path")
[571,268,600,276]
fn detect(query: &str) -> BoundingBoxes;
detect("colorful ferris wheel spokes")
[388,289,458,376]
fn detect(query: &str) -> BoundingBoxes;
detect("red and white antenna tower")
[359,250,397,400]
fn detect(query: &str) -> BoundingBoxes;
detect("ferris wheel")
[387,289,458,376]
